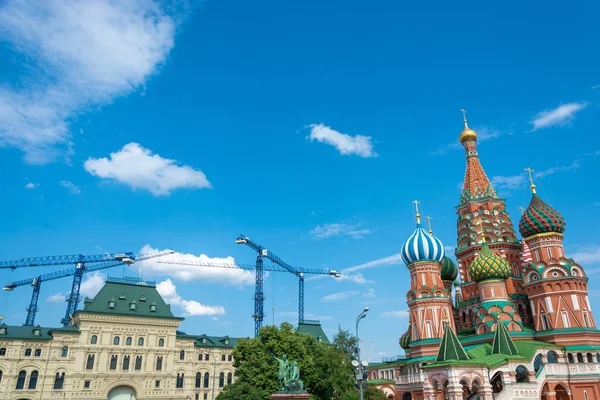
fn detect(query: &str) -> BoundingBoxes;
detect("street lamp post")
[355,307,369,400]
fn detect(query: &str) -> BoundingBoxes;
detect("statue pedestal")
[271,392,311,400]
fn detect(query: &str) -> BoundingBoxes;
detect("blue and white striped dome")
[401,223,445,265]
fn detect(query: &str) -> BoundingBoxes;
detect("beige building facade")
[0,277,237,400]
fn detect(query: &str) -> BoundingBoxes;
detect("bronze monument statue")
[271,353,305,393]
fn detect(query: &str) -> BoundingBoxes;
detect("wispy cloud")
[60,180,81,194]
[157,279,225,316]
[531,102,588,131]
[570,246,600,265]
[344,254,403,274]
[338,272,373,284]
[0,0,182,164]
[431,126,506,155]
[47,292,66,303]
[592,84,600,90]
[80,272,106,298]
[308,123,377,157]
[25,182,38,189]
[310,223,372,240]
[276,311,332,321]
[84,143,212,196]
[363,288,376,298]
[491,175,527,192]
[321,290,360,302]
[381,310,409,319]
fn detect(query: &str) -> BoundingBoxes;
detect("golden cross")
[524,167,537,194]
[460,108,467,121]
[425,216,433,233]
[412,200,421,224]
[518,206,526,215]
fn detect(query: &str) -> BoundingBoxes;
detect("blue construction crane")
[0,252,136,269]
[2,251,173,327]
[156,258,339,335]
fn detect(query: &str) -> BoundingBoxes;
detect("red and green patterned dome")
[441,256,458,281]
[519,194,565,238]
[400,324,411,350]
[468,242,511,282]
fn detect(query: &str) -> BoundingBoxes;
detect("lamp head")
[363,307,369,312]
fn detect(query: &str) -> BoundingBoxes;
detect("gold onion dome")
[468,242,511,282]
[459,119,477,143]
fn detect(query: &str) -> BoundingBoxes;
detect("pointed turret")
[491,321,519,356]
[435,322,470,362]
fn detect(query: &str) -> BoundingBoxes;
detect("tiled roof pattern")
[519,194,565,238]
[441,256,458,281]
[468,242,511,282]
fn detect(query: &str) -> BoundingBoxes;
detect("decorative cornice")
[524,232,564,241]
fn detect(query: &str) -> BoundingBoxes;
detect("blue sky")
[0,0,599,361]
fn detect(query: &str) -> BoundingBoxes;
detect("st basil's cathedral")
[368,115,600,400]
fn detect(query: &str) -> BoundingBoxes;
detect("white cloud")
[534,159,581,178]
[338,272,373,284]
[0,0,180,163]
[157,279,225,316]
[570,246,600,265]
[25,182,38,189]
[531,102,588,131]
[321,290,360,302]
[380,310,409,319]
[135,244,255,286]
[307,253,402,283]
[363,288,376,298]
[310,223,371,240]
[491,175,527,191]
[47,292,66,303]
[308,123,377,157]
[276,311,332,321]
[431,126,506,155]
[60,180,81,194]
[84,143,211,196]
[80,272,106,298]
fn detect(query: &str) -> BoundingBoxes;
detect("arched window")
[204,372,210,388]
[123,355,130,370]
[135,355,143,370]
[176,373,184,388]
[156,356,163,371]
[138,337,144,346]
[515,365,529,383]
[227,372,233,385]
[16,370,26,389]
[86,354,95,370]
[53,372,65,389]
[219,372,225,387]
[228,354,232,362]
[28,370,39,389]
[534,354,543,372]
[196,372,201,388]
[180,350,185,360]
[596,353,600,363]
[126,337,132,346]
[113,336,120,345]
[547,351,558,364]
[61,346,69,357]
[0,370,3,385]
[110,355,118,370]
[568,353,574,364]
[90,335,97,344]
[577,353,585,363]
[587,353,594,363]
[158,338,165,347]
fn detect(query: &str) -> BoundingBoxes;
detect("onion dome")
[401,222,445,265]
[459,115,477,143]
[468,242,511,282]
[441,256,459,281]
[519,194,565,238]
[400,324,411,350]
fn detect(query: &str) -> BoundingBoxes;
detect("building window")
[119,293,126,300]
[61,346,68,357]
[155,380,161,388]
[123,355,130,370]
[227,372,233,385]
[205,353,210,361]
[196,372,201,388]
[425,321,433,338]
[156,356,163,371]
[28,370,39,389]
[34,348,41,357]
[578,353,585,363]
[562,311,570,328]
[113,336,120,345]
[110,355,118,370]
[135,356,143,370]
[228,354,232,362]
[25,348,32,356]
[534,249,540,261]
[16,370,26,390]
[585,390,589,400]
[0,370,2,385]
[53,372,65,390]
[180,350,185,360]
[572,295,580,310]
[150,303,157,312]
[126,336,132,345]
[108,299,116,309]
[515,365,529,383]
[547,248,552,258]
[222,354,226,361]
[138,337,144,346]
[587,353,594,363]
[199,353,203,361]
[90,335,97,344]
[547,351,558,363]
[584,312,591,328]
[568,353,574,363]
[139,296,146,301]
[196,394,199,400]
[130,300,137,310]
[176,373,184,388]
[204,394,208,400]
[541,314,551,330]
[86,354,95,370]
[219,372,225,387]
[158,338,165,347]
[204,372,209,388]
[0,347,6,356]
[84,380,91,389]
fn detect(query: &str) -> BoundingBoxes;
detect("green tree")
[342,386,388,400]
[216,382,265,400]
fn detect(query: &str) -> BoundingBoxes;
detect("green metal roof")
[491,321,519,356]
[77,280,183,320]
[176,331,239,349]
[0,324,78,341]
[297,320,330,343]
[435,325,469,362]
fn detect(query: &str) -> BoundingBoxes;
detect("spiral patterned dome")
[401,223,445,265]
[468,242,511,282]
[519,194,565,238]
[441,256,459,281]
[400,324,412,350]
